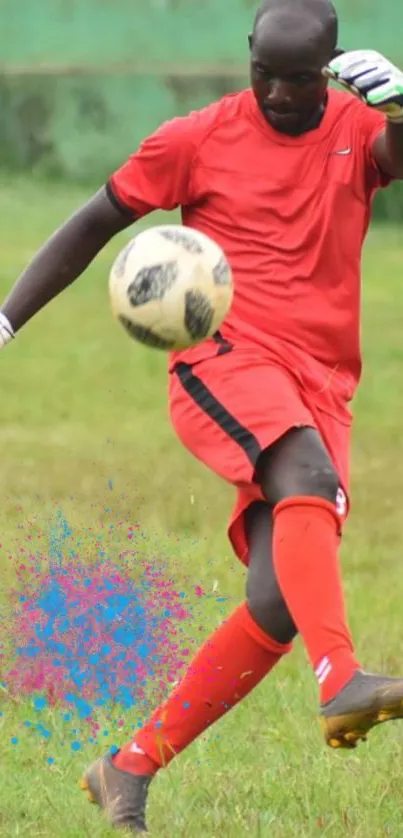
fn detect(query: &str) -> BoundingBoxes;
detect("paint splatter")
[0,509,230,756]
[1,539,189,712]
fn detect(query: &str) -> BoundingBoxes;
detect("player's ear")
[248,33,253,51]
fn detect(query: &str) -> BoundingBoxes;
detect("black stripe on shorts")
[212,331,233,356]
[175,361,262,467]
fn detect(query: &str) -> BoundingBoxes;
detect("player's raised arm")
[0,186,135,342]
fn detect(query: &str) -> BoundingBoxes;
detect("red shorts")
[169,344,352,566]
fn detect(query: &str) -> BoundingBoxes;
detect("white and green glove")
[325,50,403,123]
[0,312,15,349]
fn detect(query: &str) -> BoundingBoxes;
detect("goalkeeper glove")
[325,50,403,123]
[0,312,15,348]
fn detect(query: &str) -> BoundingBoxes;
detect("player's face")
[249,34,332,136]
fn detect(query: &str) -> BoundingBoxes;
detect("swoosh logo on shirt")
[332,147,352,156]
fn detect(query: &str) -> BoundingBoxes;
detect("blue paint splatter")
[0,510,231,753]
[2,547,191,716]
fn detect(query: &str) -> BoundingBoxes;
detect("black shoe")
[321,670,403,749]
[80,752,153,832]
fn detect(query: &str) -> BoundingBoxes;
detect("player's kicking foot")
[80,753,153,833]
[321,670,403,749]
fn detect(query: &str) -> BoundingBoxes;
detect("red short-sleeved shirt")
[108,88,390,416]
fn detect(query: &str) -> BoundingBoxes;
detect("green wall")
[1,0,403,188]
[2,0,402,68]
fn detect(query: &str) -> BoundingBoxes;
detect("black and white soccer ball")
[109,225,233,350]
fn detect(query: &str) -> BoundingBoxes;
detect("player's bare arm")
[1,186,135,335]
[372,121,403,178]
[326,50,403,178]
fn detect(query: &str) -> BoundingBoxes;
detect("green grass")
[1,174,403,837]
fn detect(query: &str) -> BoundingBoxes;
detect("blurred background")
[2,5,403,836]
[1,0,403,218]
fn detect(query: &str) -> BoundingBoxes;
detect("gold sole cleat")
[321,671,403,750]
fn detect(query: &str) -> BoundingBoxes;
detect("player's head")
[249,0,339,136]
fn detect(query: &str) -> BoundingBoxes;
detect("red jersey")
[108,88,390,416]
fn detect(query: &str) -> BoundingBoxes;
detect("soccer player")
[2,0,403,831]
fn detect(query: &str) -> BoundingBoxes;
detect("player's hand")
[324,50,403,123]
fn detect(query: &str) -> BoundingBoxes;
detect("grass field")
[1,176,403,837]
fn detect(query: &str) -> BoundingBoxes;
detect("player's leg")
[110,506,293,767]
[246,500,296,644]
[255,426,359,700]
[256,426,403,748]
[81,501,293,831]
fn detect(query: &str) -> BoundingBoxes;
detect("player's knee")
[276,459,339,504]
[300,462,339,504]
[257,428,340,506]
[247,585,297,645]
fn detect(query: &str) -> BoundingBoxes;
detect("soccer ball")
[109,225,233,350]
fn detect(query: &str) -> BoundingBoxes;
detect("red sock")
[113,602,292,775]
[272,496,359,704]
